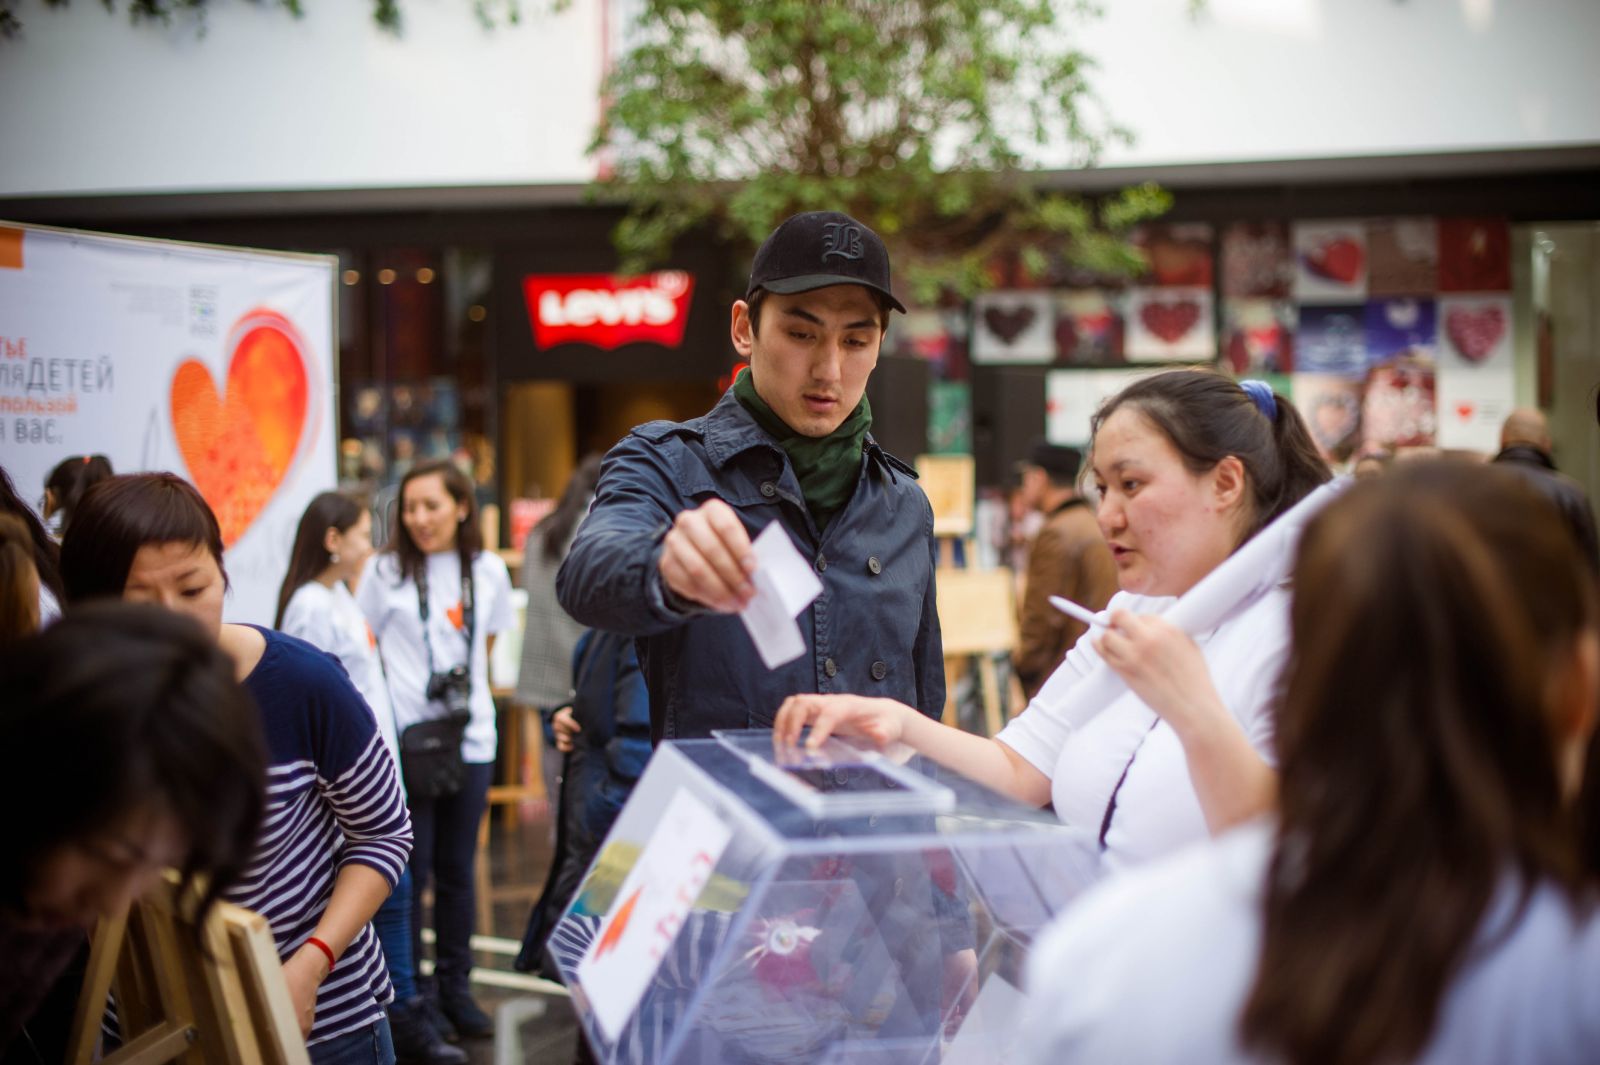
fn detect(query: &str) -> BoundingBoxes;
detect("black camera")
[425,664,472,718]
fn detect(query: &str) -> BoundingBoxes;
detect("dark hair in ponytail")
[1241,461,1595,1065]
[274,491,366,628]
[44,454,114,532]
[1091,369,1331,543]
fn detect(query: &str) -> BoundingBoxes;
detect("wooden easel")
[917,453,1026,736]
[68,877,309,1065]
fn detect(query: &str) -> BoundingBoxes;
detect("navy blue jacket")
[557,389,945,743]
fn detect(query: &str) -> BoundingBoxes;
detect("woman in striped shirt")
[61,473,414,1065]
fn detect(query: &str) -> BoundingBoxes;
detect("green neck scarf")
[733,369,873,533]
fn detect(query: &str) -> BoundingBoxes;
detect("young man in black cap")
[1013,440,1116,701]
[555,210,945,742]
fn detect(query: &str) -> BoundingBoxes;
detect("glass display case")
[546,731,1103,1065]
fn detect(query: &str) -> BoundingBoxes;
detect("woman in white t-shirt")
[775,370,1332,868]
[357,461,512,1043]
[1016,460,1600,1065]
[276,493,466,1065]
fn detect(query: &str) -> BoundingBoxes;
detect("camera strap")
[415,557,476,681]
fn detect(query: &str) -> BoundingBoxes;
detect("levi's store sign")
[522,272,695,351]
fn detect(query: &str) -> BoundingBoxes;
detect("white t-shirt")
[356,550,514,765]
[997,587,1288,868]
[1016,820,1600,1065]
[281,580,399,760]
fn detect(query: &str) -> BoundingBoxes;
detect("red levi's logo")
[522,272,695,350]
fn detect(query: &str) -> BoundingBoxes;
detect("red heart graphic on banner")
[983,305,1037,345]
[1304,238,1364,285]
[1456,401,1476,421]
[171,309,310,547]
[1140,300,1201,344]
[1445,306,1506,363]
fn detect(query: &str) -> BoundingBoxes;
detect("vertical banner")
[0,223,337,624]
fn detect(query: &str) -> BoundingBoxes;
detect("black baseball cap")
[1022,440,1084,481]
[746,211,907,314]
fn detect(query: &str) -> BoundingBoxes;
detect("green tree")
[595,0,1171,301]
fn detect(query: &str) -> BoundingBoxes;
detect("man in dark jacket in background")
[556,211,944,743]
[1492,407,1599,571]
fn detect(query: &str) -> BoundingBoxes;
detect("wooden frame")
[69,878,309,1065]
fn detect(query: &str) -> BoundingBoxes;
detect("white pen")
[1049,595,1107,629]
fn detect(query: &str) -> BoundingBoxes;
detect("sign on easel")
[0,222,337,623]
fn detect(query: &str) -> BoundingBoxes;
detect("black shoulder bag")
[398,560,476,800]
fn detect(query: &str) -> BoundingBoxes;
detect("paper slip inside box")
[740,522,823,669]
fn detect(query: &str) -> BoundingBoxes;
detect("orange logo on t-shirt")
[365,623,378,650]
[446,602,465,631]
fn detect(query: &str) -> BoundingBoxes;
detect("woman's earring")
[330,551,341,564]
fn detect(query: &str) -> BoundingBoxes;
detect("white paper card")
[739,522,823,669]
[576,789,734,1042]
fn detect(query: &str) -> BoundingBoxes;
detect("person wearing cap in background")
[1013,441,1117,702]
[556,211,945,743]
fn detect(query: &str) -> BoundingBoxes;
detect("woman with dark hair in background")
[41,454,113,537]
[62,473,412,1065]
[778,370,1333,867]
[278,493,464,1065]
[515,453,604,825]
[0,466,63,627]
[356,461,514,1041]
[1018,461,1600,1064]
[0,514,42,644]
[1,602,266,1061]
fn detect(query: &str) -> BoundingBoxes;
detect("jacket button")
[867,555,882,575]
[815,555,828,573]
[760,481,777,498]
[871,660,888,681]
[823,657,838,677]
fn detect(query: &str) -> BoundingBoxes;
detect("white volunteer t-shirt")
[1016,820,1600,1065]
[997,586,1288,868]
[356,550,514,765]
[281,579,399,760]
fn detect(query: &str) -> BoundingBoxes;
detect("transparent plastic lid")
[712,730,956,819]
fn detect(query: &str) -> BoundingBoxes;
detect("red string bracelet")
[305,935,337,973]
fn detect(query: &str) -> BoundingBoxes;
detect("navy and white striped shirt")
[237,627,413,1046]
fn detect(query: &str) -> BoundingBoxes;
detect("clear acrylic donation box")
[545,730,1103,1065]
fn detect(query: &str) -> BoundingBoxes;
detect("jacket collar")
[1494,443,1556,471]
[700,387,895,475]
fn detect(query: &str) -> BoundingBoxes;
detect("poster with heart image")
[0,223,336,624]
[1435,294,1515,451]
[972,291,1055,364]
[1124,287,1214,362]
[1294,304,1367,378]
[1222,299,1295,375]
[1438,218,1511,292]
[1054,289,1125,365]
[1220,222,1293,299]
[1366,218,1438,296]
[1364,298,1437,364]
[1290,373,1364,461]
[1133,224,1214,288]
[1293,221,1368,303]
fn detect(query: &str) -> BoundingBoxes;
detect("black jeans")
[409,760,493,986]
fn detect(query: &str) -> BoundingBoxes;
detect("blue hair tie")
[1240,379,1277,420]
